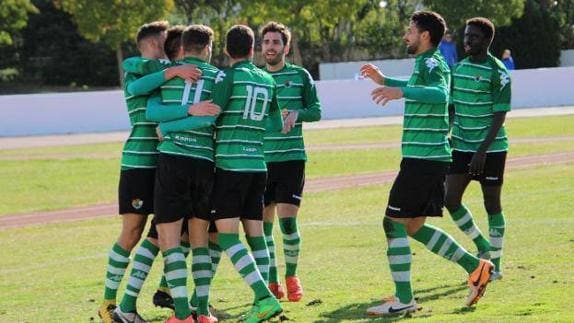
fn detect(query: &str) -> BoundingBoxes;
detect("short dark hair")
[182,24,214,53]
[261,21,291,46]
[136,21,169,46]
[164,25,185,61]
[466,17,495,43]
[226,25,254,59]
[411,11,446,47]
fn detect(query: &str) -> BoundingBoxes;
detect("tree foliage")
[55,0,175,83]
[0,0,38,45]
[423,0,526,30]
[492,0,562,68]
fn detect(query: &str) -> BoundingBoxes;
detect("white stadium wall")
[1,66,574,136]
[560,49,574,67]
[319,58,415,80]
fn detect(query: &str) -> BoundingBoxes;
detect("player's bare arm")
[469,111,507,175]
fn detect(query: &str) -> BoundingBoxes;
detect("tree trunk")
[116,45,124,87]
[291,33,303,66]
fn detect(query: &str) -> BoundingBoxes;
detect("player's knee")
[484,200,501,214]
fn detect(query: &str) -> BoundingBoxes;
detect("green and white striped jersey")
[120,57,165,170]
[451,54,511,152]
[263,63,322,162]
[390,48,452,162]
[212,60,283,172]
[157,57,219,162]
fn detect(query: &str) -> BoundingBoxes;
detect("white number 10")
[243,85,268,121]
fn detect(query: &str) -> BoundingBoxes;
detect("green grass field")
[0,115,573,322]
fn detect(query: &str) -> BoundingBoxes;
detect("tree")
[0,0,38,45]
[55,0,175,85]
[550,0,574,48]
[423,0,526,31]
[492,0,561,68]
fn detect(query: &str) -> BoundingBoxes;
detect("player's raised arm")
[127,64,202,96]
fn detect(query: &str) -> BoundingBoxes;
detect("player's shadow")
[314,282,467,322]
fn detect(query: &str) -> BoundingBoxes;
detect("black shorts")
[264,160,305,207]
[118,168,156,215]
[386,158,449,218]
[153,153,214,224]
[211,168,267,221]
[449,150,507,186]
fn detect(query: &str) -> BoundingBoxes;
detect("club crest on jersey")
[499,70,510,89]
[425,57,438,73]
[474,75,483,82]
[215,70,226,83]
[131,198,144,210]
[284,80,292,88]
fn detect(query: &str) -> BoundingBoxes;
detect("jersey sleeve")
[158,116,216,135]
[401,59,449,103]
[146,93,189,122]
[122,57,164,75]
[385,77,409,87]
[491,67,512,112]
[297,69,322,122]
[266,84,284,132]
[127,70,167,96]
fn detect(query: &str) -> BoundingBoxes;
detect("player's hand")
[360,63,385,85]
[188,100,220,116]
[282,110,299,134]
[166,64,202,82]
[469,151,486,176]
[156,127,164,142]
[371,86,403,106]
[281,108,289,118]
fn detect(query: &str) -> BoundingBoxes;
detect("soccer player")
[97,21,201,323]
[211,25,284,322]
[445,17,511,281]
[259,21,322,302]
[148,24,222,323]
[360,11,494,316]
[112,25,212,323]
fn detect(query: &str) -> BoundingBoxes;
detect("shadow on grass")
[314,283,469,322]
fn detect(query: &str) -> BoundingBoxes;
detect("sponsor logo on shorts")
[388,205,401,211]
[131,198,144,210]
[292,194,302,200]
[485,176,499,181]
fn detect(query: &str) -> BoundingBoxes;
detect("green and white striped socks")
[163,247,191,320]
[449,205,490,254]
[209,240,222,274]
[412,223,479,274]
[488,212,506,272]
[218,233,271,301]
[263,222,278,284]
[119,239,159,312]
[383,218,413,303]
[159,241,190,293]
[280,217,301,277]
[191,247,213,316]
[104,243,130,302]
[247,236,270,283]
